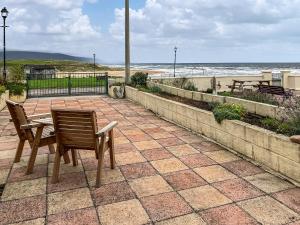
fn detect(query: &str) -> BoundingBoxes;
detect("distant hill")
[0,51,90,62]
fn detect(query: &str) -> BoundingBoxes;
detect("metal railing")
[26,72,108,98]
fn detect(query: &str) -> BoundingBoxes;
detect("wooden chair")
[5,100,69,174]
[51,109,117,187]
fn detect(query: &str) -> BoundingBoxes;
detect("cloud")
[109,0,300,62]
[2,0,100,56]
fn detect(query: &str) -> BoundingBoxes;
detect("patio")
[0,96,299,225]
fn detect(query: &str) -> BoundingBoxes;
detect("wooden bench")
[257,85,293,99]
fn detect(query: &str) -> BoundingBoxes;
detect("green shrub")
[184,81,198,91]
[240,92,278,105]
[218,91,232,97]
[261,117,280,131]
[9,65,25,83]
[172,78,187,89]
[0,85,6,95]
[131,72,148,87]
[206,88,213,94]
[6,82,26,96]
[137,85,161,94]
[213,103,246,123]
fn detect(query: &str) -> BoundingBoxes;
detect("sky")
[2,0,300,63]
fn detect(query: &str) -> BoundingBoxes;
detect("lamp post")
[1,7,8,82]
[93,53,96,76]
[173,46,177,77]
[125,0,130,84]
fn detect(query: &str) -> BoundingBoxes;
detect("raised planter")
[126,86,300,184]
[148,82,282,119]
[9,91,27,103]
[0,90,9,111]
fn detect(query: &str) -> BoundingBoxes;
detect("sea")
[108,63,300,78]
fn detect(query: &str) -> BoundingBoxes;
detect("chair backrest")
[6,100,34,140]
[51,109,98,150]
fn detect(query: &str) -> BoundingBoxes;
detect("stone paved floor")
[0,96,299,225]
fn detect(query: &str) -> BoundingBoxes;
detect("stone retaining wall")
[148,82,283,119]
[126,86,300,184]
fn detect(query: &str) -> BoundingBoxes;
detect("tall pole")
[173,46,177,77]
[2,17,6,81]
[93,53,96,76]
[125,0,130,84]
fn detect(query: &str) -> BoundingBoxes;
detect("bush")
[137,85,161,94]
[172,78,188,89]
[261,117,281,131]
[9,65,25,83]
[184,81,198,91]
[206,88,213,94]
[6,82,26,96]
[131,72,148,87]
[0,85,6,95]
[239,91,278,105]
[218,91,232,97]
[213,103,246,123]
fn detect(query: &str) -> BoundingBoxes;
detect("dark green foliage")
[206,88,213,94]
[9,65,25,83]
[261,117,299,136]
[0,85,6,95]
[261,117,281,131]
[218,91,232,97]
[137,85,161,93]
[131,72,148,87]
[213,103,246,123]
[240,91,278,105]
[184,81,198,91]
[172,78,188,89]
[6,82,26,96]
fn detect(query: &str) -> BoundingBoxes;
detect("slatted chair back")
[6,100,34,141]
[51,109,99,150]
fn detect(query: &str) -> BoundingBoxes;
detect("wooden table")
[229,80,271,93]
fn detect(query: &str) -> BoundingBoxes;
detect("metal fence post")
[68,74,71,95]
[105,72,109,94]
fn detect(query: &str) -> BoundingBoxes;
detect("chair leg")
[26,127,43,175]
[14,139,25,163]
[71,149,78,167]
[48,144,55,154]
[96,135,106,188]
[63,151,70,164]
[108,130,116,169]
[51,148,62,184]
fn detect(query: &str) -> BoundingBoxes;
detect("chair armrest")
[20,122,44,129]
[27,113,51,120]
[96,121,118,137]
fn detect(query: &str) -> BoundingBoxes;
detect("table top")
[32,117,53,126]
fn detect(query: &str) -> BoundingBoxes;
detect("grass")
[6,59,123,72]
[27,77,106,89]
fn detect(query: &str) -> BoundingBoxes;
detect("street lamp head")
[174,46,178,52]
[1,7,8,19]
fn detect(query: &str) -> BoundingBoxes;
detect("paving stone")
[0,168,9,185]
[120,162,156,180]
[180,153,216,168]
[48,161,84,176]
[141,192,192,222]
[167,144,198,157]
[8,164,47,183]
[141,148,173,161]
[115,151,146,165]
[222,160,264,177]
[13,154,48,168]
[204,150,240,163]
[0,195,46,225]
[155,213,206,225]
[156,137,184,147]
[9,218,45,225]
[47,188,93,215]
[92,181,135,206]
[244,173,294,193]
[272,188,300,214]
[193,165,237,183]
[151,157,188,174]
[238,196,299,225]
[2,178,46,201]
[133,140,162,151]
[212,178,264,201]
[179,185,232,210]
[114,143,137,154]
[48,172,87,193]
[85,168,125,186]
[200,204,259,225]
[0,158,13,169]
[164,170,207,191]
[179,135,205,144]
[98,199,150,225]
[47,207,99,225]
[149,132,175,140]
[129,175,172,197]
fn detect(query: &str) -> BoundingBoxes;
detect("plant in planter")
[131,72,148,87]
[213,103,246,123]
[0,85,5,95]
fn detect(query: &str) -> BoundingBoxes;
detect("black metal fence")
[26,72,108,98]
